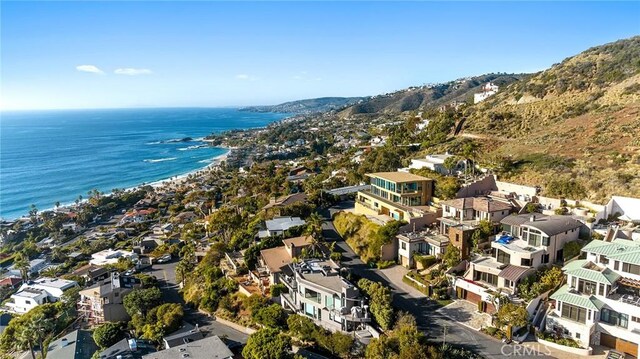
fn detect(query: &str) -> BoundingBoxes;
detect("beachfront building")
[397,231,450,269]
[279,259,371,333]
[5,277,77,314]
[90,249,138,267]
[78,272,141,326]
[438,196,514,259]
[453,214,582,313]
[258,216,306,239]
[355,172,439,228]
[545,238,640,356]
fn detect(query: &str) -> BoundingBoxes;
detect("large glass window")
[622,262,640,275]
[577,279,597,295]
[477,272,498,286]
[561,303,587,323]
[601,308,628,328]
[496,250,511,264]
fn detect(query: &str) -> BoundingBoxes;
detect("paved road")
[320,204,555,359]
[142,259,249,348]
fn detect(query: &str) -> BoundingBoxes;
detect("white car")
[156,254,172,263]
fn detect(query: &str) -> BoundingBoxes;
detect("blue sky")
[1,1,638,110]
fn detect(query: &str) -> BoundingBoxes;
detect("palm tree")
[305,212,325,256]
[13,252,30,281]
[29,312,55,359]
[15,325,37,359]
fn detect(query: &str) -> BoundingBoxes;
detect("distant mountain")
[338,73,527,117]
[240,97,369,115]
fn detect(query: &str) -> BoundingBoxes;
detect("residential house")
[355,172,439,228]
[473,82,499,103]
[5,277,77,314]
[0,276,23,290]
[99,338,156,359]
[397,231,450,268]
[279,259,371,332]
[142,335,233,359]
[403,153,462,175]
[46,330,98,359]
[257,236,313,288]
[90,249,138,266]
[258,216,306,239]
[161,322,203,348]
[118,208,156,225]
[287,166,314,183]
[78,272,141,325]
[173,211,197,224]
[453,214,582,313]
[605,196,640,224]
[263,192,309,216]
[438,196,514,259]
[545,238,640,357]
[7,258,49,278]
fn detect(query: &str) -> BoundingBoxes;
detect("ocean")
[0,108,288,219]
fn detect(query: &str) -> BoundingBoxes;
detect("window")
[455,234,460,242]
[576,333,581,339]
[598,283,605,296]
[25,300,31,305]
[632,316,640,323]
[496,250,511,264]
[478,272,498,286]
[521,258,531,266]
[542,236,550,246]
[542,254,550,264]
[401,242,407,250]
[622,262,640,275]
[614,261,620,271]
[601,308,628,328]
[577,279,597,295]
[561,303,587,323]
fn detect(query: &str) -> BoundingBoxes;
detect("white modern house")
[473,82,499,103]
[5,277,77,314]
[90,249,138,266]
[7,258,49,277]
[545,238,640,357]
[279,259,371,333]
[402,153,459,175]
[453,214,582,313]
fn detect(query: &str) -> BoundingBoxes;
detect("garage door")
[458,287,481,304]
[601,333,638,358]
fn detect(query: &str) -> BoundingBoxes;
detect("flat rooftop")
[366,171,431,183]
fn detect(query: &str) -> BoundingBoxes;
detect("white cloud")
[76,65,104,74]
[114,68,153,76]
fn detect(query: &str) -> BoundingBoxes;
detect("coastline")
[4,148,231,221]
[143,148,231,190]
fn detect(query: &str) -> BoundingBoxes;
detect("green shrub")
[563,241,583,260]
[329,251,342,262]
[269,283,287,297]
[377,260,395,269]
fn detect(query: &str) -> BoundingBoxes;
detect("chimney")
[61,338,68,347]
[530,215,536,222]
[195,323,199,332]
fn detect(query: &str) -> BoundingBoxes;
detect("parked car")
[156,254,172,263]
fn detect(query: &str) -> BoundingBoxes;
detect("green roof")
[562,259,620,284]
[581,240,640,256]
[550,285,605,311]
[606,250,640,266]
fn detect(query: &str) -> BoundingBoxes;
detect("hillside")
[240,97,368,114]
[338,73,526,117]
[450,36,640,202]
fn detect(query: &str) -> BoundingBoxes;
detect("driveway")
[320,203,554,359]
[437,300,491,330]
